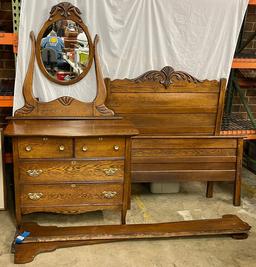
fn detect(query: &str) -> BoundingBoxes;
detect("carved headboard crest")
[132,66,202,88]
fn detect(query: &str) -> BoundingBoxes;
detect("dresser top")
[4,119,139,137]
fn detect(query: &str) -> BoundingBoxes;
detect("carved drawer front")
[18,137,73,159]
[20,160,124,183]
[75,137,125,158]
[21,184,123,207]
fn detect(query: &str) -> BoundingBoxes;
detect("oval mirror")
[35,4,94,85]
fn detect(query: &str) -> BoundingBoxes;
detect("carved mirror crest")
[35,2,94,85]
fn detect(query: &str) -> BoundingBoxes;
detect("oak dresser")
[4,3,139,226]
[5,119,138,226]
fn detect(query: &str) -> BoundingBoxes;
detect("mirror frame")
[35,2,94,85]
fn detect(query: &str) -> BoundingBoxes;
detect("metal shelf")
[221,113,256,139]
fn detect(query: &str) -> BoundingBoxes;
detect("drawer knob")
[102,191,117,199]
[82,146,88,152]
[113,145,119,151]
[70,184,77,188]
[25,145,32,152]
[59,145,65,151]
[103,167,118,176]
[26,169,43,177]
[28,192,43,200]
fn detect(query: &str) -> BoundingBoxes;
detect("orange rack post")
[0,96,14,108]
[0,33,18,53]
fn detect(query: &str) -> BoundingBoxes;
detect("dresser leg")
[121,210,127,225]
[206,182,214,198]
[15,212,22,229]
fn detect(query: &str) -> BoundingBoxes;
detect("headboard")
[105,66,226,136]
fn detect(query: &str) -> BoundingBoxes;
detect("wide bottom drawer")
[21,184,123,207]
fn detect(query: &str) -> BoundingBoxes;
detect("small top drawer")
[75,137,125,158]
[18,137,73,159]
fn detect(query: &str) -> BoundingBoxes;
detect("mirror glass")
[40,19,90,82]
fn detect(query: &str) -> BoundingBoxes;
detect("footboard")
[131,137,240,183]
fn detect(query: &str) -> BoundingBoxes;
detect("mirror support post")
[15,31,37,116]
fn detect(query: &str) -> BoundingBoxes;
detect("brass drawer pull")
[113,145,119,151]
[25,145,32,152]
[103,167,118,176]
[28,192,43,200]
[82,146,88,152]
[59,145,65,151]
[26,169,43,177]
[102,191,117,199]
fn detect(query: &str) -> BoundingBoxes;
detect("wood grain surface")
[13,215,250,263]
[18,137,73,159]
[19,160,124,183]
[4,119,139,137]
[105,73,226,136]
[21,183,123,207]
[75,137,125,158]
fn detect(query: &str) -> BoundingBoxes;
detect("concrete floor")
[0,168,256,267]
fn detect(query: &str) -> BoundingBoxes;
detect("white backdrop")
[13,0,249,113]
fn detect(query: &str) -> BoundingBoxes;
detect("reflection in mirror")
[40,19,90,82]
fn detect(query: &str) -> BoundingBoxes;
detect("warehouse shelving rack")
[0,0,21,163]
[225,0,256,130]
[0,0,20,106]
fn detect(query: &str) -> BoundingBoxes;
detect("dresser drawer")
[75,137,125,158]
[20,184,123,207]
[19,160,124,183]
[18,137,73,159]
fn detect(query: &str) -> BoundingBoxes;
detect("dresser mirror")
[14,2,113,117]
[35,2,94,85]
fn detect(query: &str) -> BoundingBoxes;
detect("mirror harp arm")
[15,31,37,116]
[93,35,114,116]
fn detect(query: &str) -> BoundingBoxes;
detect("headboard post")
[214,78,227,135]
